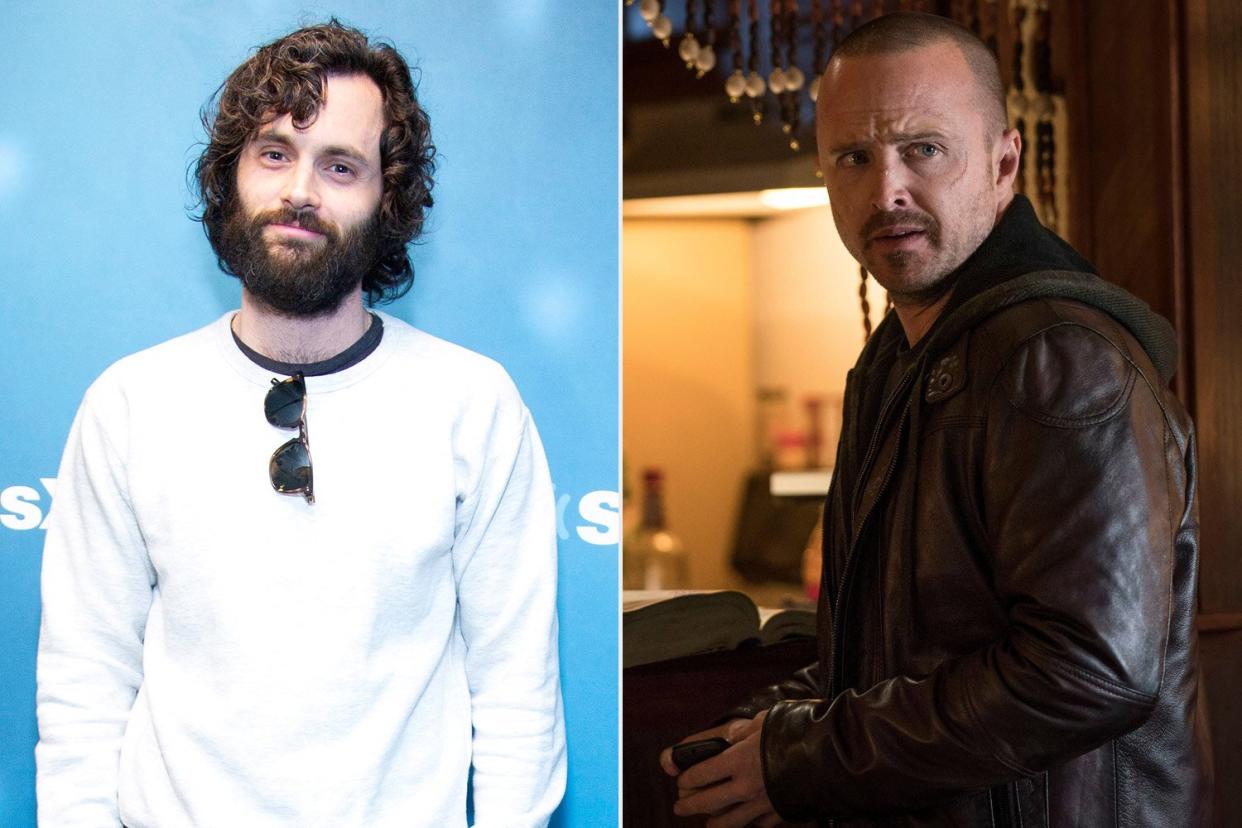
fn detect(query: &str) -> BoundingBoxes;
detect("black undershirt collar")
[885,193,1098,363]
[920,194,1096,348]
[231,312,384,377]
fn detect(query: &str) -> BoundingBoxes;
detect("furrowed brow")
[888,131,951,144]
[828,140,865,155]
[828,131,951,154]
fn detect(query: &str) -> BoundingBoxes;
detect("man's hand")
[659,712,782,827]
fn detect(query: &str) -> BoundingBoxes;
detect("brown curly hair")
[194,19,435,304]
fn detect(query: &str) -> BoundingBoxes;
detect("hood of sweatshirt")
[858,193,1178,384]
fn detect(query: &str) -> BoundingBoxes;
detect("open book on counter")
[623,589,817,669]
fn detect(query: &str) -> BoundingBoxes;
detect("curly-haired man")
[36,21,565,827]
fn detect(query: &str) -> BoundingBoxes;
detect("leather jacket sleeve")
[759,322,1188,821]
[719,662,822,722]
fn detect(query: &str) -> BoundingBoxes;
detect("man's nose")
[281,160,321,211]
[868,158,911,211]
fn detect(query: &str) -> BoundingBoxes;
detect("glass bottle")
[630,468,688,590]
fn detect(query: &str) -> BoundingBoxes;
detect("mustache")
[861,210,938,243]
[254,207,336,238]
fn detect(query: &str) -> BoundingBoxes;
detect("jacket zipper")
[991,783,1015,827]
[823,370,863,613]
[826,366,915,696]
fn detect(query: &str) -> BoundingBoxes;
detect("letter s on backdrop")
[576,490,620,545]
[0,485,43,531]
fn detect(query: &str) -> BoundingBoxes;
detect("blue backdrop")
[0,3,618,825]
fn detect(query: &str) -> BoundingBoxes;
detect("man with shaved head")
[662,12,1210,827]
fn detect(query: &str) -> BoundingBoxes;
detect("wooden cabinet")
[1064,2,1241,822]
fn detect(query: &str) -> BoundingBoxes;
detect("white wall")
[623,205,887,589]
[751,206,888,456]
[623,218,756,588]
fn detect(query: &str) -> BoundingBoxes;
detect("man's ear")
[995,127,1022,191]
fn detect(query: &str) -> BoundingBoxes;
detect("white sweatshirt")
[36,312,566,828]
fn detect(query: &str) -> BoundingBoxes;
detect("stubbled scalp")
[827,11,1008,139]
[193,19,436,305]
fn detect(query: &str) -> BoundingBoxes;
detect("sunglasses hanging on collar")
[264,372,314,504]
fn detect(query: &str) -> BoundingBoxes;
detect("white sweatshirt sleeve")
[36,384,155,827]
[451,395,567,827]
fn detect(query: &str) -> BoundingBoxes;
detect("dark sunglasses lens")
[265,376,305,427]
[269,439,311,493]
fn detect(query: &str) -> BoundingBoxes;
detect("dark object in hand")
[671,737,731,771]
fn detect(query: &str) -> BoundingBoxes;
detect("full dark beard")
[218,202,382,318]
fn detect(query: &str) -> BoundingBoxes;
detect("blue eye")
[328,163,355,177]
[912,144,940,158]
[262,150,286,162]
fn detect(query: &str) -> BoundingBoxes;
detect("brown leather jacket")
[730,267,1213,826]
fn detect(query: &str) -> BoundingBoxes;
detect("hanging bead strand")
[1009,0,1029,196]
[626,0,1065,162]
[679,0,701,70]
[769,0,786,115]
[746,0,766,123]
[948,0,966,28]
[725,1,747,101]
[810,0,826,103]
[981,0,1000,54]
[859,265,873,343]
[784,0,805,148]
[638,0,674,46]
[964,0,980,34]
[1033,0,1058,230]
[698,0,718,76]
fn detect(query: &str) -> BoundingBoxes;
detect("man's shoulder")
[84,315,228,402]
[943,268,1177,388]
[965,296,1152,377]
[961,298,1165,427]
[970,296,1122,340]
[380,313,503,371]
[376,313,524,408]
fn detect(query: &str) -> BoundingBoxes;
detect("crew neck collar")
[231,312,384,377]
[213,310,401,393]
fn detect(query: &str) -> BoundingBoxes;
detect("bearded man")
[662,12,1211,827]
[36,21,565,827]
